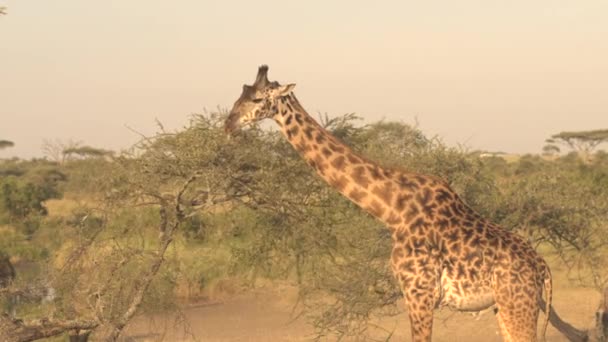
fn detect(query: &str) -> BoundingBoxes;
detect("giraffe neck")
[273,94,429,228]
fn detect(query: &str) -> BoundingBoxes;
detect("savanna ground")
[1,114,607,341]
[121,277,600,342]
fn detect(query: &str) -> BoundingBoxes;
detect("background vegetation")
[0,112,606,341]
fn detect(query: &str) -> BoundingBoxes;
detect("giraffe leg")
[494,283,540,342]
[494,304,539,342]
[405,292,435,342]
[393,245,442,342]
[495,309,514,342]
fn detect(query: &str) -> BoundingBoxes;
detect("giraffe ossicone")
[225,65,555,342]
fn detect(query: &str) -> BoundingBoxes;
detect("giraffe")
[224,65,553,342]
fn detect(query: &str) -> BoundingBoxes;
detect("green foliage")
[0,161,65,229]
[492,156,608,288]
[1,178,52,219]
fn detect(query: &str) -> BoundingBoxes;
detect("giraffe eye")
[252,98,263,103]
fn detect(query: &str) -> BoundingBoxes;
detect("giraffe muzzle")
[224,113,240,135]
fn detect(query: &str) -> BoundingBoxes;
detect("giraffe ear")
[278,83,296,96]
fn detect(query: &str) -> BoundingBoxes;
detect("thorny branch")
[102,172,200,340]
[1,172,203,342]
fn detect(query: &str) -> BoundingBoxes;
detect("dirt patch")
[123,283,600,341]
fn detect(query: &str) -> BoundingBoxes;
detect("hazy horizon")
[1,1,607,159]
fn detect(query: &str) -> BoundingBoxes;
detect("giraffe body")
[225,65,552,342]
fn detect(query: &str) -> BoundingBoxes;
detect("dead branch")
[0,314,98,342]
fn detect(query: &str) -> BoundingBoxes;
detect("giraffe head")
[225,65,295,134]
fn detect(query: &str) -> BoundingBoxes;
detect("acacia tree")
[41,139,81,163]
[62,146,114,160]
[0,113,274,341]
[542,144,560,157]
[0,140,15,150]
[547,129,608,161]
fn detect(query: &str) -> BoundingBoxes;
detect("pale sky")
[1,0,607,159]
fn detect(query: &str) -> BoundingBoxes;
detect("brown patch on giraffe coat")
[456,263,466,279]
[449,241,462,255]
[367,165,384,180]
[404,203,420,223]
[351,166,371,188]
[289,126,300,136]
[415,175,428,185]
[303,126,315,140]
[415,187,438,218]
[395,229,408,242]
[398,175,419,191]
[445,229,459,242]
[391,247,404,263]
[438,205,454,218]
[462,227,475,244]
[295,113,304,125]
[367,200,386,218]
[348,188,367,203]
[321,147,332,158]
[371,182,394,206]
[435,188,454,204]
[400,260,416,273]
[383,169,395,178]
[295,141,311,153]
[330,155,346,170]
[386,211,402,225]
[437,218,450,230]
[415,187,432,207]
[328,143,345,153]
[411,217,429,234]
[315,133,326,144]
[449,216,461,228]
[329,175,348,192]
[346,153,362,164]
[306,154,327,176]
[394,193,412,212]
[411,237,425,252]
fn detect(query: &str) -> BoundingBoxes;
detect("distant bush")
[0,161,65,240]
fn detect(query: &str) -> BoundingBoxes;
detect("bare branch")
[101,172,201,340]
[0,315,99,342]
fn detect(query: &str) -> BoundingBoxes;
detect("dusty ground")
[123,282,600,342]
